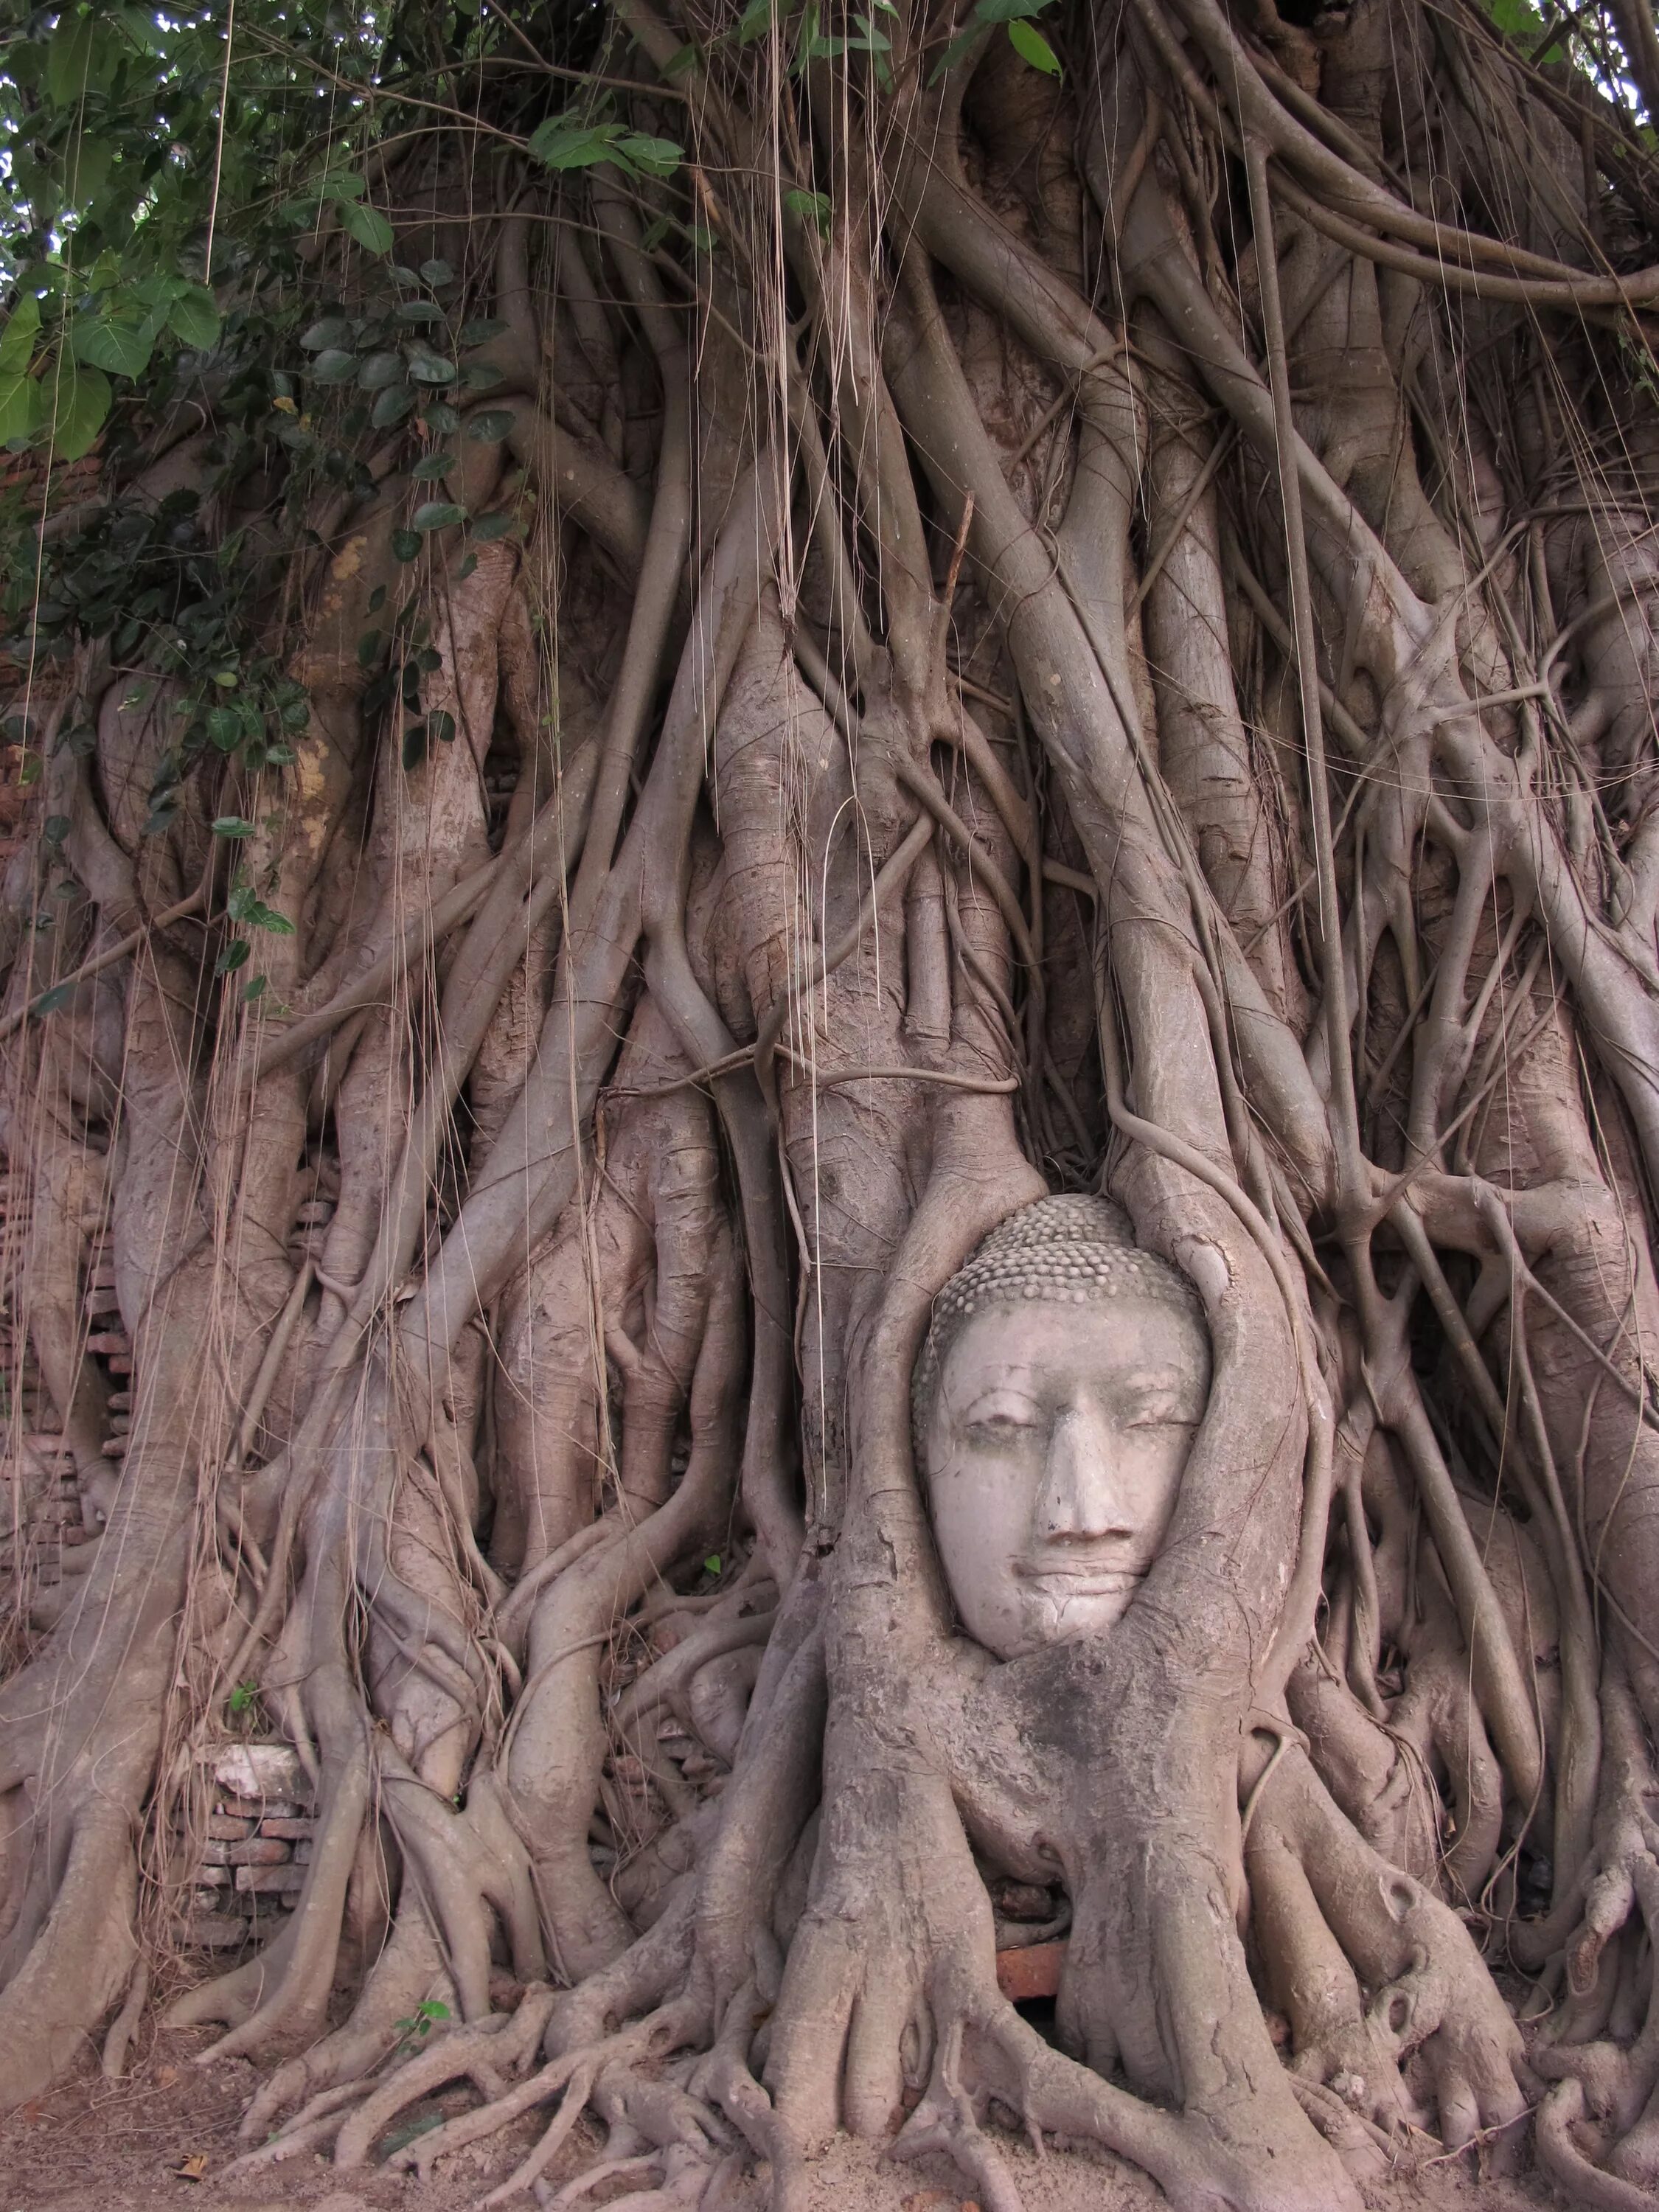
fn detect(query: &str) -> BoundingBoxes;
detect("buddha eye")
[964,1405,1040,1441]
[1124,1403,1198,1431]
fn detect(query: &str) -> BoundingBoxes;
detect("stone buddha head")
[914,1195,1211,1660]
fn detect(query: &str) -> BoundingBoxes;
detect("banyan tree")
[3,0,1659,2202]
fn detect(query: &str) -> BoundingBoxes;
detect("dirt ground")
[0,2020,1569,2212]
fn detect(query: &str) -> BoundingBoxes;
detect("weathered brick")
[257,1817,315,1840]
[235,1863,306,1893]
[220,1793,302,1820]
[206,1815,255,1841]
[184,1911,255,1948]
[993,1940,1065,2003]
[201,1834,289,1865]
[213,1741,310,1803]
[229,1836,292,1866]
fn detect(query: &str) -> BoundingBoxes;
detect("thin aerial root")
[236,2068,396,2168]
[1537,2080,1659,2212]
[330,2002,547,2168]
[1287,2076,1397,2178]
[537,2152,661,2209]
[100,1960,150,2081]
[217,2095,360,2178]
[892,2020,1026,2212]
[455,2059,598,2202]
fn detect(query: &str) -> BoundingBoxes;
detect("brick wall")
[184,1743,318,1949]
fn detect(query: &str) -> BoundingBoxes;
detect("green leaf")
[243,975,268,1003]
[407,350,458,386]
[428,709,456,745]
[395,300,445,326]
[462,362,504,391]
[417,2000,451,2021]
[341,203,394,256]
[317,169,367,202]
[307,349,358,385]
[1006,16,1062,70]
[422,401,462,434]
[391,527,421,561]
[975,0,1054,20]
[528,116,620,170]
[0,375,43,445]
[664,41,700,73]
[212,816,256,838]
[409,451,454,481]
[63,128,113,206]
[357,352,405,389]
[526,116,680,182]
[403,721,428,771]
[48,364,111,462]
[357,628,383,667]
[619,134,684,178]
[71,312,153,379]
[168,286,221,350]
[785,188,832,235]
[300,316,353,352]
[460,318,510,344]
[703,1554,722,1576]
[470,510,517,542]
[32,982,74,1017]
[467,409,515,442]
[1484,0,1545,32]
[46,13,97,106]
[372,386,418,428]
[737,0,775,40]
[929,26,982,79]
[0,297,41,375]
[215,939,251,974]
[226,886,295,934]
[412,500,466,532]
[205,706,242,751]
[420,258,454,288]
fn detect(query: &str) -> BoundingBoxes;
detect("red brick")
[202,1834,289,1866]
[257,1817,314,1840]
[993,1940,1065,2002]
[220,1793,302,1820]
[206,1815,254,1841]
[236,1863,306,1893]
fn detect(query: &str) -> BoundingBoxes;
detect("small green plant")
[392,1998,451,2054]
[226,1680,260,1718]
[703,1554,722,1577]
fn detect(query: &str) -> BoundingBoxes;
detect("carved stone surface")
[915,1196,1211,1660]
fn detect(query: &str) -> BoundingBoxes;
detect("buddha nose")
[1038,1405,1133,1541]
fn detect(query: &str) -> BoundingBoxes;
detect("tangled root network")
[5,0,1659,2203]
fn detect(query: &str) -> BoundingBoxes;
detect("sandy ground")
[0,2024,1565,2212]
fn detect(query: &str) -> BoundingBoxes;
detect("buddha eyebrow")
[959,1386,1043,1411]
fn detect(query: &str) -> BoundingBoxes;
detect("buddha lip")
[1016,1562,1141,1589]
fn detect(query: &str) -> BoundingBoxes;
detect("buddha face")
[923,1294,1210,1660]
